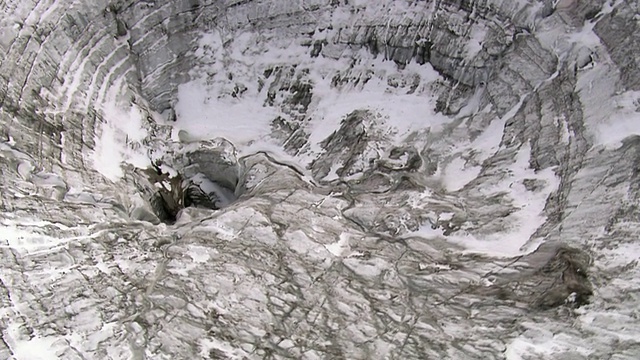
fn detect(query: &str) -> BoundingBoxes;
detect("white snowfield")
[0,0,639,359]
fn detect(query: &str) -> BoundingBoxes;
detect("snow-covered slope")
[1,0,639,358]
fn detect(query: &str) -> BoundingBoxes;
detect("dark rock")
[115,18,128,37]
[310,110,373,180]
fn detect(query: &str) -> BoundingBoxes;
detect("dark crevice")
[143,146,244,224]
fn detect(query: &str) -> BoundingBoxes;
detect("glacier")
[1,0,640,359]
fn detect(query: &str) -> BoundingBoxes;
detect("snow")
[472,116,507,158]
[415,143,560,257]
[536,4,640,152]
[4,322,60,360]
[457,85,485,118]
[285,230,334,262]
[466,24,486,58]
[441,157,481,192]
[92,125,126,181]
[304,63,447,157]
[343,257,389,278]
[594,91,640,149]
[171,30,281,146]
[187,245,212,263]
[418,262,452,271]
[324,161,343,181]
[568,19,602,48]
[307,57,445,142]
[0,222,108,256]
[504,336,585,360]
[464,144,557,255]
[439,212,455,221]
[190,173,237,206]
[440,110,506,192]
[199,336,252,359]
[174,29,448,168]
[324,232,350,257]
[173,77,278,146]
[91,80,151,181]
[600,0,625,16]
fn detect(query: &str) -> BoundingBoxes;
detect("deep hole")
[146,154,242,224]
[153,180,240,224]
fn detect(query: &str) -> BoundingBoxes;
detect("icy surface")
[1,0,640,359]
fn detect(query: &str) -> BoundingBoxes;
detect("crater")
[140,135,244,224]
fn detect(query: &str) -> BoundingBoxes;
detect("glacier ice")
[1,0,640,359]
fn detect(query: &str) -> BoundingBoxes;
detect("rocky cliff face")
[1,0,640,359]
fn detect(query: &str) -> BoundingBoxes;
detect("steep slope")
[1,0,639,359]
